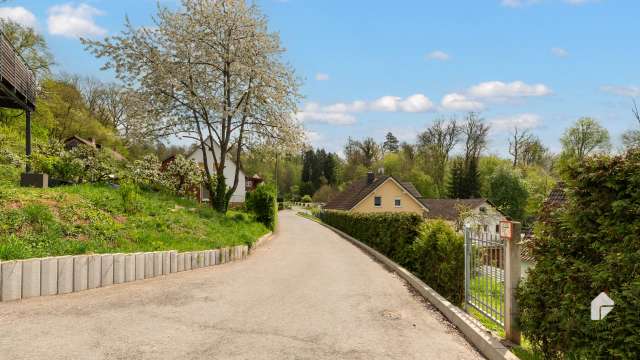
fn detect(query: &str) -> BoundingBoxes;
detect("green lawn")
[468,275,543,360]
[0,169,268,260]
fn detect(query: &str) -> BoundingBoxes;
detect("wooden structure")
[0,30,37,176]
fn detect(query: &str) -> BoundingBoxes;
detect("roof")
[520,228,536,263]
[543,182,567,208]
[323,175,424,211]
[64,135,126,161]
[420,198,497,221]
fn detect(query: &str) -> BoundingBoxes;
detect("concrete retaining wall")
[0,232,272,303]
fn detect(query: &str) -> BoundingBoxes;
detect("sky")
[2,0,640,156]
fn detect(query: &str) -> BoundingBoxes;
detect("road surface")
[0,211,482,359]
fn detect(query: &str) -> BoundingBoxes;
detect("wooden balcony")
[0,31,36,111]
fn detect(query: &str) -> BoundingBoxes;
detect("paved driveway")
[0,211,482,360]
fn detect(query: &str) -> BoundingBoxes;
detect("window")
[394,198,401,207]
[495,224,500,233]
[374,196,382,207]
[483,225,488,232]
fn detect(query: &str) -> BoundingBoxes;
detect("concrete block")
[204,250,211,267]
[192,252,199,269]
[1,261,22,301]
[87,255,102,290]
[113,254,125,284]
[22,258,41,299]
[101,254,114,287]
[73,256,88,292]
[145,253,154,278]
[153,252,162,277]
[210,250,218,265]
[197,251,205,268]
[57,256,73,294]
[135,253,145,280]
[162,252,171,275]
[177,253,185,272]
[40,257,58,296]
[170,251,178,273]
[184,252,192,271]
[125,254,136,282]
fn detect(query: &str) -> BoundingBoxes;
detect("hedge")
[318,210,465,305]
[517,149,640,358]
[245,185,277,230]
[318,210,423,264]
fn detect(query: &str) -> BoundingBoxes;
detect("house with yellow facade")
[324,172,508,233]
[324,172,429,216]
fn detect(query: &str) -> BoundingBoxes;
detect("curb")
[311,218,518,360]
[0,232,272,303]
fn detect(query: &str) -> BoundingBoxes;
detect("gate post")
[504,221,522,344]
[463,226,470,312]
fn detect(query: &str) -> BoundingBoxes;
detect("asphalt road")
[0,211,482,360]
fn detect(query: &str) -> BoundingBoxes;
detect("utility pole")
[275,151,279,200]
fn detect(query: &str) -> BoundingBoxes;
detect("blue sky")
[3,0,640,156]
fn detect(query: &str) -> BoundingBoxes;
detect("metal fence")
[464,228,506,327]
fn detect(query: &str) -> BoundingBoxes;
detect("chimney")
[367,171,375,185]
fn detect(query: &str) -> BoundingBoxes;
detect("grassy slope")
[0,166,268,260]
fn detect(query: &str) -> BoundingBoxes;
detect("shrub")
[119,181,142,214]
[318,210,423,265]
[71,145,120,183]
[410,220,465,305]
[245,185,277,229]
[517,149,640,358]
[127,154,168,190]
[164,155,204,196]
[301,194,312,203]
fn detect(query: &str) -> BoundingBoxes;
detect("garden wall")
[0,233,272,302]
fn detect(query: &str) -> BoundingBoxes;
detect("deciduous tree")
[83,0,303,213]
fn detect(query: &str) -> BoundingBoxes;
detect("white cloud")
[0,6,37,28]
[489,113,542,131]
[601,85,640,97]
[468,81,552,99]
[426,50,450,61]
[370,94,434,113]
[296,94,434,126]
[305,130,323,144]
[441,93,485,111]
[296,111,357,125]
[551,47,569,57]
[501,0,541,7]
[48,3,106,38]
[315,73,329,81]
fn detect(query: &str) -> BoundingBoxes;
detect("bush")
[164,155,204,196]
[245,185,277,229]
[119,181,142,214]
[410,220,465,305]
[301,194,312,203]
[318,210,423,264]
[517,150,640,358]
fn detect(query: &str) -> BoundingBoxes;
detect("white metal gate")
[464,228,506,327]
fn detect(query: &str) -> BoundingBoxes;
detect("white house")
[420,198,508,233]
[187,138,246,204]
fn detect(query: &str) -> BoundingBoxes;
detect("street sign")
[499,220,512,240]
[591,292,615,320]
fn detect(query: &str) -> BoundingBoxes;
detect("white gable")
[187,139,246,203]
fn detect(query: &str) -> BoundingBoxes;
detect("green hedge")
[517,149,640,358]
[318,210,465,305]
[245,185,277,230]
[410,220,465,305]
[318,210,423,263]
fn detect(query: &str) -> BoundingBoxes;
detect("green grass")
[0,177,269,260]
[468,275,543,360]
